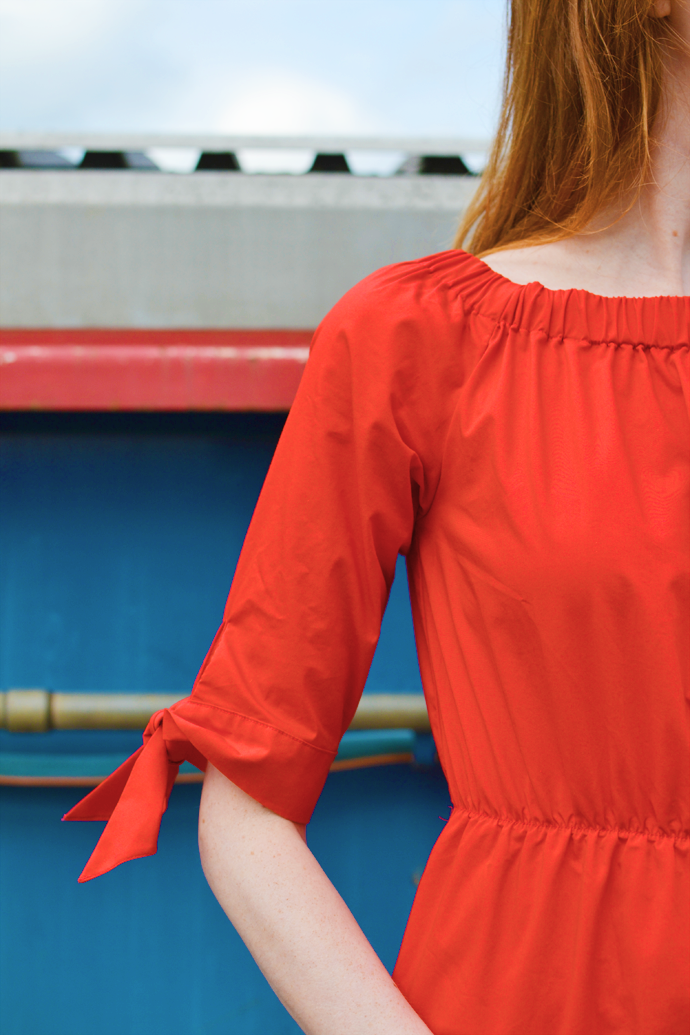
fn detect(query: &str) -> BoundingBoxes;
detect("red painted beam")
[0,329,312,411]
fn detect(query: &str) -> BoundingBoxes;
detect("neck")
[637,22,690,282]
[585,16,690,293]
[478,7,690,298]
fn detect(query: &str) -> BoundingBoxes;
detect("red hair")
[456,0,674,255]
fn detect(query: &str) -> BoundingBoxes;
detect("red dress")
[66,251,690,1035]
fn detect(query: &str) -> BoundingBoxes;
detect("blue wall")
[0,412,450,1035]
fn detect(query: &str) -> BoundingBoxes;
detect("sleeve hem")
[179,694,337,756]
[169,698,337,824]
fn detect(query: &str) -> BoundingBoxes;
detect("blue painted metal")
[0,412,423,696]
[0,411,449,1035]
[0,729,426,780]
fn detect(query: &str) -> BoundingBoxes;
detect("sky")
[0,0,507,172]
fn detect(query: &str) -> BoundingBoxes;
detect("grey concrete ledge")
[0,131,491,154]
[0,170,479,211]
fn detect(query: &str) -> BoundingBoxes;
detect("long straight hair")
[456,0,672,256]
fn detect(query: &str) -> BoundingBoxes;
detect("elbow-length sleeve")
[64,258,463,882]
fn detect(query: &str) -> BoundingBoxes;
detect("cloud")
[215,69,376,136]
[0,0,159,131]
[0,0,505,139]
[0,0,129,68]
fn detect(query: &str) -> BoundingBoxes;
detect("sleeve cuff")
[63,696,337,881]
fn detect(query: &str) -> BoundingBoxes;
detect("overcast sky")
[0,0,507,147]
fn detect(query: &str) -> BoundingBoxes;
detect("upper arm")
[179,270,454,822]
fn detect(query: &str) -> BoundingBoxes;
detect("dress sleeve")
[64,260,457,882]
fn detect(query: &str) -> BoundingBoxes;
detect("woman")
[67,1,689,1032]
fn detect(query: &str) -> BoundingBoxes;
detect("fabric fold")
[63,710,182,882]
[63,700,340,881]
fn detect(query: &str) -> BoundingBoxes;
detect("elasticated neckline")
[444,249,690,349]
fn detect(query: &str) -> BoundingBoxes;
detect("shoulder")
[310,250,488,375]
[302,251,491,429]
[479,242,589,292]
[321,249,479,330]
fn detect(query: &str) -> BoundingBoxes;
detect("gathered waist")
[448,801,689,844]
[397,794,690,1035]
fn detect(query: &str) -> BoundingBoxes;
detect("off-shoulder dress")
[66,250,690,1035]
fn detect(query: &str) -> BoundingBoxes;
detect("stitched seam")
[461,298,689,352]
[177,697,338,758]
[452,803,689,843]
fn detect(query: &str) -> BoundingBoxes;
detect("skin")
[199,766,432,1035]
[199,5,688,1035]
[482,0,690,297]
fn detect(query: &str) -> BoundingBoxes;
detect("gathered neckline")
[442,250,690,349]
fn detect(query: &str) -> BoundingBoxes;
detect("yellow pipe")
[51,693,186,730]
[1,689,52,732]
[0,689,430,732]
[348,694,430,731]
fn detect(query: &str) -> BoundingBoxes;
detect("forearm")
[198,763,432,1035]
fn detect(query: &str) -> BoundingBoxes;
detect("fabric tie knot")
[63,706,196,882]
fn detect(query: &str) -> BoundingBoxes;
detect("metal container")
[0,135,477,1035]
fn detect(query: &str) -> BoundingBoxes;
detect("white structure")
[0,135,481,329]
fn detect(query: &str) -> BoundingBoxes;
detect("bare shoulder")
[479,238,685,298]
[479,241,603,293]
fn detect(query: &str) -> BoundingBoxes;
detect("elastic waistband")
[450,803,689,844]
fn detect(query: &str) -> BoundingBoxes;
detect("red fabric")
[65,251,690,1034]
